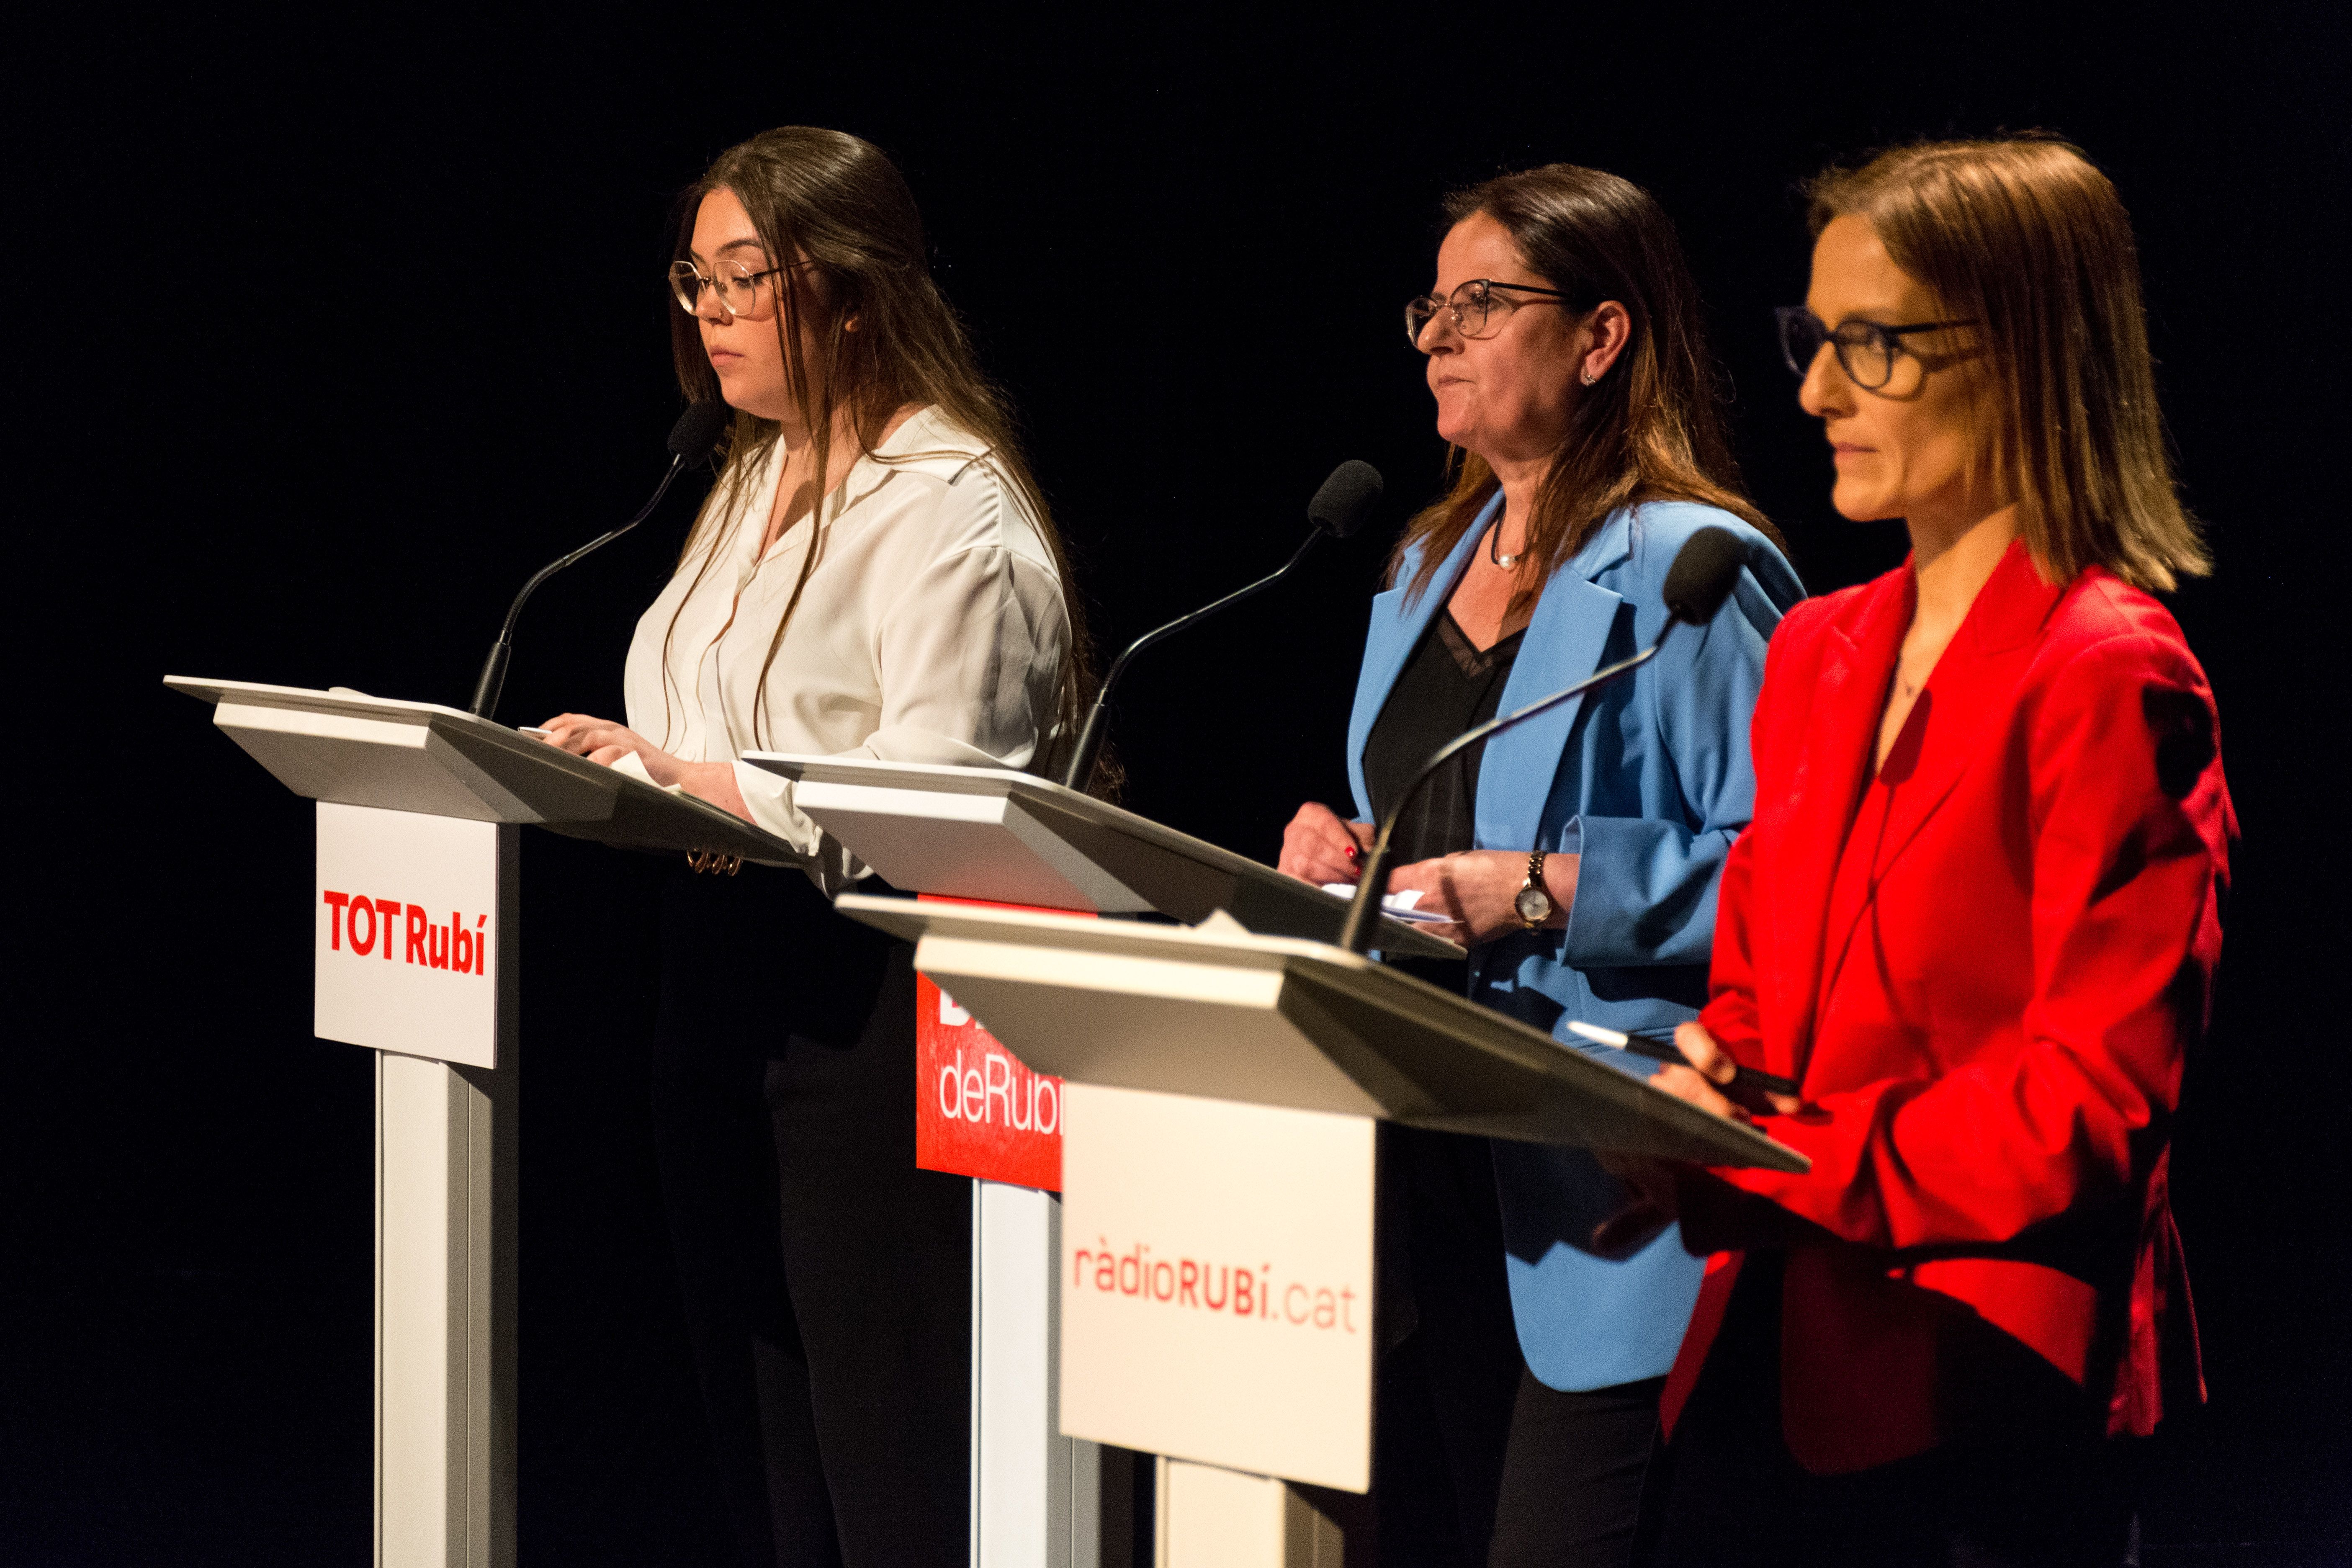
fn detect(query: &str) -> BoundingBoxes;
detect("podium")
[744,754,1465,959]
[749,755,1800,1565]
[828,896,1797,1162]
[740,754,1468,1567]
[826,897,1804,1568]
[166,678,807,1568]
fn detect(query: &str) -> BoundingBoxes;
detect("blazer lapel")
[1769,568,1910,1083]
[1812,543,2064,1030]
[1346,499,1490,818]
[1860,542,2061,883]
[1475,512,1633,851]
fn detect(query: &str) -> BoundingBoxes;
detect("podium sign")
[912,896,1077,1192]
[1059,1084,1375,1493]
[916,975,1064,1191]
[317,803,515,1069]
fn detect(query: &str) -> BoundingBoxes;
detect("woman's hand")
[1591,1025,1805,1254]
[1647,1021,1806,1122]
[539,712,670,772]
[538,712,753,819]
[1385,849,1579,947]
[1278,802,1374,886]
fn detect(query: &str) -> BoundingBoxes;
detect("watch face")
[1514,886,1552,924]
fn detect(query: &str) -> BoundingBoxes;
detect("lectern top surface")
[744,752,1036,793]
[168,675,807,864]
[839,892,1372,971]
[834,893,1807,1173]
[167,675,515,723]
[749,752,1465,960]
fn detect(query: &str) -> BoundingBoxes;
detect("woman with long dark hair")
[537,127,1094,1568]
[1279,164,1801,1566]
[1635,137,2234,1565]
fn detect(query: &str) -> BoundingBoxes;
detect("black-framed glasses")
[1405,278,1573,346]
[1776,306,1976,390]
[668,257,802,321]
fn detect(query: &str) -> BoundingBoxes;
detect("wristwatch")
[1513,849,1554,930]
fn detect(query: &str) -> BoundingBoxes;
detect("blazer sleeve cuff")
[1558,813,1721,969]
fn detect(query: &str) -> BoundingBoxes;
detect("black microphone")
[466,402,733,720]
[1336,525,1750,954]
[1058,460,1384,793]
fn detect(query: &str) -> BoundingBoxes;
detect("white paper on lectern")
[1058,1083,1376,1492]
[315,802,505,1067]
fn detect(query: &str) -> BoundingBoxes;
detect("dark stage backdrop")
[8,8,2345,1565]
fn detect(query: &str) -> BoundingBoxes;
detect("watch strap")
[1518,848,1550,929]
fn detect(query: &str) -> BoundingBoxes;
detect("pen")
[1566,1020,1803,1099]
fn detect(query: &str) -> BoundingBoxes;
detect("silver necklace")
[1487,520,1523,570]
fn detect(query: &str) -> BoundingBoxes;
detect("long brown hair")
[1807,137,2208,590]
[661,127,1098,772]
[1395,164,1775,609]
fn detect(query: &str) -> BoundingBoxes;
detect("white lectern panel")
[1060,1084,1374,1493]
[317,803,517,1070]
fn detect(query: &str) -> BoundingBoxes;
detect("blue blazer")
[1346,495,1802,1390]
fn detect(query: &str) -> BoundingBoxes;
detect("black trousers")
[1488,1371,1666,1568]
[1370,1109,1665,1568]
[1373,1125,1521,1568]
[1645,1254,2139,1568]
[651,866,970,1568]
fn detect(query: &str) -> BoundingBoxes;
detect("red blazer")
[1663,541,2234,1475]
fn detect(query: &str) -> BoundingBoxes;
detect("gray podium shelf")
[837,894,1806,1172]
[169,677,803,864]
[746,752,1462,960]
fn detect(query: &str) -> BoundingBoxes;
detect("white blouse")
[622,405,1069,889]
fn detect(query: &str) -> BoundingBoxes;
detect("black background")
[7,6,2347,1564]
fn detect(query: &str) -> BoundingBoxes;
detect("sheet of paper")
[1319,883,1451,924]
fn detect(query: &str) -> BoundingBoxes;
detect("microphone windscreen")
[667,402,734,463]
[1307,460,1385,539]
[1662,527,1749,625]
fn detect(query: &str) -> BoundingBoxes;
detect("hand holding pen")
[1567,1019,1804,1104]
[1577,1018,1806,1256]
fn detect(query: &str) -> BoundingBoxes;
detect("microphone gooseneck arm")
[466,453,690,720]
[1336,631,1671,955]
[1058,526,1326,793]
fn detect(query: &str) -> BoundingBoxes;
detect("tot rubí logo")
[321,891,492,976]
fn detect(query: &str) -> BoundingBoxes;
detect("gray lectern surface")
[744,752,1462,960]
[167,677,803,865]
[834,895,1806,1172]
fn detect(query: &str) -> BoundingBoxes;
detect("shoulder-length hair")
[662,126,1099,772]
[1807,137,2208,590]
[1394,163,1774,608]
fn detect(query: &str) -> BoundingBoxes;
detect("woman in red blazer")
[1630,139,2235,1566]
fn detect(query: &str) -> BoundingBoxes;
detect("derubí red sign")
[912,896,1081,1192]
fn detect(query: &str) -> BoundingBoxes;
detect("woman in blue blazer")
[1282,165,1802,1567]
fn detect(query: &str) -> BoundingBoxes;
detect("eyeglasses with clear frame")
[1405,278,1574,347]
[1775,306,1976,391]
[668,257,807,322]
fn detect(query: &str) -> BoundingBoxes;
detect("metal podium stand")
[167,678,803,1568]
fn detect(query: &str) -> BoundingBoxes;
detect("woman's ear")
[1579,300,1633,386]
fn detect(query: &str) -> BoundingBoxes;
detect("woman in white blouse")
[538,128,1088,1568]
